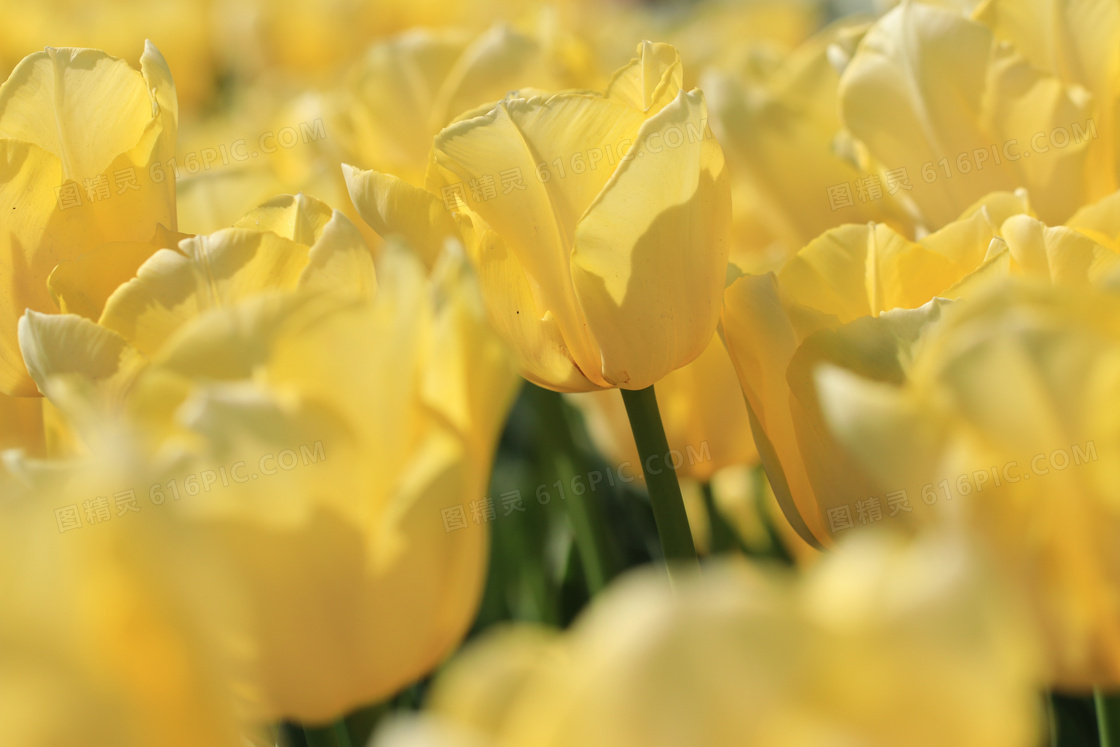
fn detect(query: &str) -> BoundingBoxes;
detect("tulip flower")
[16,193,374,459]
[816,279,1120,689]
[703,17,912,273]
[347,40,730,565]
[0,42,178,397]
[347,40,730,393]
[721,189,1120,547]
[20,233,518,722]
[839,2,1112,230]
[0,452,245,747]
[371,531,1040,747]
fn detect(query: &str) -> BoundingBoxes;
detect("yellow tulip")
[372,531,1040,747]
[720,188,1120,547]
[816,278,1120,687]
[839,2,1112,230]
[0,42,177,396]
[334,25,575,192]
[17,193,374,455]
[570,333,757,483]
[347,41,731,392]
[21,232,518,721]
[703,17,912,273]
[0,453,245,747]
[0,0,217,110]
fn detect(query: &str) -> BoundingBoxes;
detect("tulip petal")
[423,246,521,446]
[100,229,311,355]
[571,89,730,388]
[605,41,683,115]
[47,225,188,321]
[1001,214,1120,283]
[0,48,151,183]
[840,3,1096,227]
[463,224,596,391]
[344,164,459,268]
[17,310,145,406]
[721,273,828,545]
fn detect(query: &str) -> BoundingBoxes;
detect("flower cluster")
[3,1,1120,746]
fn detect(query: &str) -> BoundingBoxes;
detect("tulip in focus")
[0,42,177,396]
[346,41,731,392]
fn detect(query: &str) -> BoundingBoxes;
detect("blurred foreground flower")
[372,531,1040,747]
[721,189,1120,547]
[346,40,730,392]
[19,191,519,721]
[818,278,1120,688]
[0,42,177,396]
[0,454,245,747]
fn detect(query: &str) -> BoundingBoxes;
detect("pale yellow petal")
[571,90,730,389]
[604,41,682,115]
[343,164,459,268]
[840,3,1097,227]
[100,230,311,355]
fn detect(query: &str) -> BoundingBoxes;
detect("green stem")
[303,720,352,747]
[620,385,698,567]
[528,386,617,595]
[1096,689,1120,747]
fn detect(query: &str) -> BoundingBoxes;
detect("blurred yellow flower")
[372,531,1040,747]
[0,42,177,396]
[721,190,1120,546]
[347,41,731,392]
[839,2,1116,230]
[704,17,912,273]
[17,193,374,455]
[20,224,518,721]
[0,455,245,747]
[818,278,1120,688]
